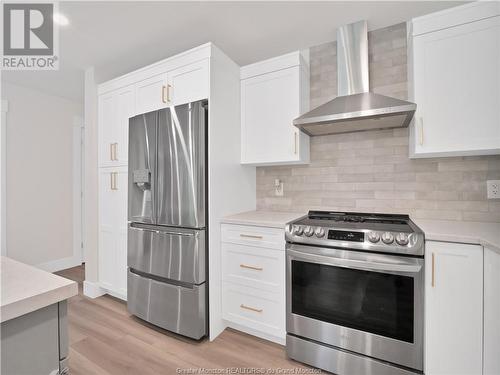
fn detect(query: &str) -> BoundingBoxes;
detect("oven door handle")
[287,249,423,274]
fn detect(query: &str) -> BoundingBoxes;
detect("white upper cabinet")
[240,51,310,165]
[98,93,115,167]
[134,73,169,115]
[409,2,500,158]
[134,59,209,114]
[166,59,209,106]
[98,86,134,167]
[425,241,483,375]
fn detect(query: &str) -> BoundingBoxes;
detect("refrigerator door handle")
[131,226,195,237]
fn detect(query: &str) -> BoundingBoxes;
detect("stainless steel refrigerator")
[127,99,208,340]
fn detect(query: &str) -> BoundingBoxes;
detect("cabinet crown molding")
[240,50,309,80]
[98,42,213,95]
[411,1,499,36]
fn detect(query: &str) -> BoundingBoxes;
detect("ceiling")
[1,1,467,102]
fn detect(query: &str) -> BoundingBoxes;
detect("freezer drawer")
[127,270,206,339]
[128,224,205,284]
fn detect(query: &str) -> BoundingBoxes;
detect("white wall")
[2,82,83,270]
[1,98,7,256]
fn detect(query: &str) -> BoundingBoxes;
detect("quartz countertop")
[0,256,78,323]
[220,211,500,253]
[221,210,304,229]
[413,219,500,253]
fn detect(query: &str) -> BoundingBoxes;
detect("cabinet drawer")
[222,282,284,339]
[221,224,285,250]
[222,243,284,292]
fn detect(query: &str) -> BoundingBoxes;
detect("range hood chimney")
[294,20,416,136]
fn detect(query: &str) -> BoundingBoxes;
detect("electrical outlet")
[487,180,500,199]
[274,179,284,197]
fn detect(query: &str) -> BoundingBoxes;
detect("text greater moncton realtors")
[2,56,57,68]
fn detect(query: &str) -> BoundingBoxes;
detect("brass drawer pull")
[239,234,263,240]
[240,264,263,271]
[240,304,263,313]
[110,172,118,190]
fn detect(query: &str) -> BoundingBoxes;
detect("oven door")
[286,243,424,371]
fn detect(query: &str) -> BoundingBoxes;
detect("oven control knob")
[315,227,325,238]
[304,226,314,237]
[367,232,380,243]
[396,233,409,246]
[293,225,304,236]
[382,232,395,244]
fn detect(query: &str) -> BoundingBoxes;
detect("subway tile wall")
[256,23,500,222]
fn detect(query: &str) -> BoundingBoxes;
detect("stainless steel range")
[285,211,425,375]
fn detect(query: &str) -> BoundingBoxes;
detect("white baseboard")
[36,255,82,273]
[224,321,285,346]
[83,280,105,299]
[106,289,127,301]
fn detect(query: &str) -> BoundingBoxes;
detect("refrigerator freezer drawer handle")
[132,226,195,237]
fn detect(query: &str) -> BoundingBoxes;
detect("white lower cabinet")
[425,241,483,375]
[98,166,128,300]
[221,224,285,344]
[484,247,500,375]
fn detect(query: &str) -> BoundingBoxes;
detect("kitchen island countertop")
[0,256,78,323]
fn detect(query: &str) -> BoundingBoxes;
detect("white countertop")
[221,210,304,229]
[0,256,78,323]
[220,210,500,253]
[413,219,500,253]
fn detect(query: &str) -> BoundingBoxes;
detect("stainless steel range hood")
[294,21,416,136]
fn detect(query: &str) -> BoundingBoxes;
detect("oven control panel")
[328,230,364,242]
[286,212,425,256]
[287,224,424,256]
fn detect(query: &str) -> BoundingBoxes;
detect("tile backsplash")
[256,23,500,222]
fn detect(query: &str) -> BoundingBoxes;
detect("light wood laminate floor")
[56,265,315,375]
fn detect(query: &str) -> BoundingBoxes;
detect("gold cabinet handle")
[166,84,171,102]
[239,234,263,240]
[294,132,298,154]
[110,172,118,191]
[240,264,263,271]
[240,304,263,313]
[419,117,424,146]
[161,85,167,103]
[161,84,172,103]
[431,252,435,287]
[110,143,118,161]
